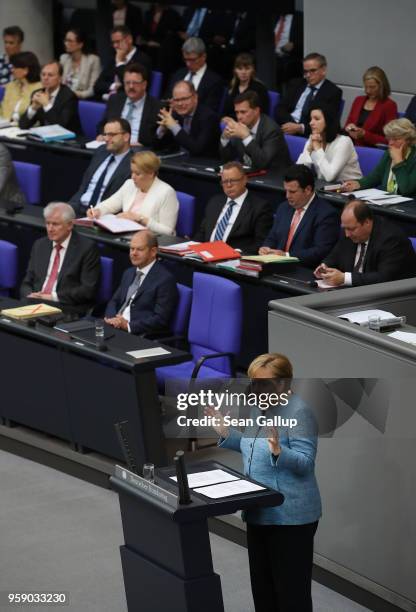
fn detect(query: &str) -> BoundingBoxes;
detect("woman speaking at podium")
[207,353,321,612]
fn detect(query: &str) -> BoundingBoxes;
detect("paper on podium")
[170,469,239,488]
[194,479,266,499]
[1,303,62,319]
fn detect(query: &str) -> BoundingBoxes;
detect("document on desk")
[341,188,388,199]
[338,309,396,324]
[194,479,266,499]
[367,195,413,206]
[127,347,171,359]
[170,469,240,488]
[388,331,416,345]
[95,215,145,233]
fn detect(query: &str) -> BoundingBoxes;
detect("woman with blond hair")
[206,353,321,612]
[88,150,178,235]
[343,118,416,197]
[344,66,397,147]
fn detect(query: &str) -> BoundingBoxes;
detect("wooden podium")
[111,460,284,612]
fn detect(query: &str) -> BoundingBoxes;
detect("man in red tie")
[259,165,339,267]
[20,202,100,314]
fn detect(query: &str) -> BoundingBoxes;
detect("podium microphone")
[174,450,192,505]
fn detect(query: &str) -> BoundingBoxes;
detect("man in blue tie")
[105,230,178,334]
[69,118,133,215]
[274,52,342,137]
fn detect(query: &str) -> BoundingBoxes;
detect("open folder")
[74,214,145,234]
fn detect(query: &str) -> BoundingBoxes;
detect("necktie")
[125,100,136,124]
[353,243,367,273]
[88,155,115,207]
[285,208,304,252]
[300,86,317,126]
[118,270,143,314]
[274,16,286,50]
[43,244,62,294]
[182,115,192,134]
[214,201,236,241]
[186,8,204,37]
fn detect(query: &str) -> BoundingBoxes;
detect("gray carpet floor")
[0,450,369,612]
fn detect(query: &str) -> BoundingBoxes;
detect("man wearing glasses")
[166,37,223,112]
[97,63,161,147]
[274,52,342,136]
[156,80,220,156]
[69,118,133,215]
[193,161,272,253]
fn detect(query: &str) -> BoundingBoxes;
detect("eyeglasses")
[103,131,125,138]
[124,80,145,86]
[303,67,322,74]
[220,177,244,185]
[172,94,193,103]
[183,55,202,63]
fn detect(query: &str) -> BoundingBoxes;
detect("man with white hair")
[20,202,100,314]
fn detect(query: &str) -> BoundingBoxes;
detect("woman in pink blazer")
[344,66,397,147]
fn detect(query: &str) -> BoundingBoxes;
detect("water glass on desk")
[95,319,105,342]
[368,315,381,331]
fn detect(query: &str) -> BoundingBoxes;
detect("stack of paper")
[1,303,62,319]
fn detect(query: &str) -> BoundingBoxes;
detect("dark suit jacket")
[69,147,133,213]
[97,92,161,146]
[167,66,224,112]
[94,48,152,98]
[157,102,220,157]
[194,191,273,254]
[19,85,82,134]
[220,113,291,171]
[20,232,101,314]
[222,78,270,117]
[275,78,342,137]
[105,261,178,335]
[263,195,340,267]
[112,3,143,41]
[324,217,416,286]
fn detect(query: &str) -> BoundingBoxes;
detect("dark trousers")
[246,521,319,612]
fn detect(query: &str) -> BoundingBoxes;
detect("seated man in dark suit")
[69,118,133,215]
[194,161,272,253]
[220,91,291,171]
[19,60,81,133]
[275,52,342,137]
[166,37,223,112]
[0,142,27,206]
[94,25,151,101]
[156,80,219,156]
[314,200,416,286]
[259,164,339,267]
[105,230,178,334]
[96,63,160,146]
[20,202,100,314]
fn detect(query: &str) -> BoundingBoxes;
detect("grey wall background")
[304,0,415,116]
[0,0,53,65]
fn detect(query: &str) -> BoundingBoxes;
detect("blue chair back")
[339,98,345,118]
[13,161,41,205]
[149,71,163,98]
[97,256,114,304]
[268,90,280,117]
[0,85,4,101]
[355,146,384,176]
[176,191,196,237]
[285,134,307,163]
[78,101,106,140]
[188,272,242,375]
[172,283,192,336]
[397,111,406,119]
[218,86,228,115]
[0,240,18,296]
[409,237,416,252]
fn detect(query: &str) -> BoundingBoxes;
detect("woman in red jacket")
[344,66,397,147]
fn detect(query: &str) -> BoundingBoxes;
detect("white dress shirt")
[297,135,363,182]
[41,233,71,300]
[121,94,145,142]
[210,190,248,242]
[185,64,207,91]
[80,150,130,207]
[274,14,293,55]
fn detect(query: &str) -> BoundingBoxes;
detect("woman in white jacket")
[89,150,179,235]
[297,104,362,182]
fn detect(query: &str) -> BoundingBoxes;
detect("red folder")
[190,241,241,262]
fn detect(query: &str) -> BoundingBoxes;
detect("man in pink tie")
[259,165,339,268]
[20,202,100,314]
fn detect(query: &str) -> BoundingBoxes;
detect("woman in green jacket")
[342,118,416,197]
